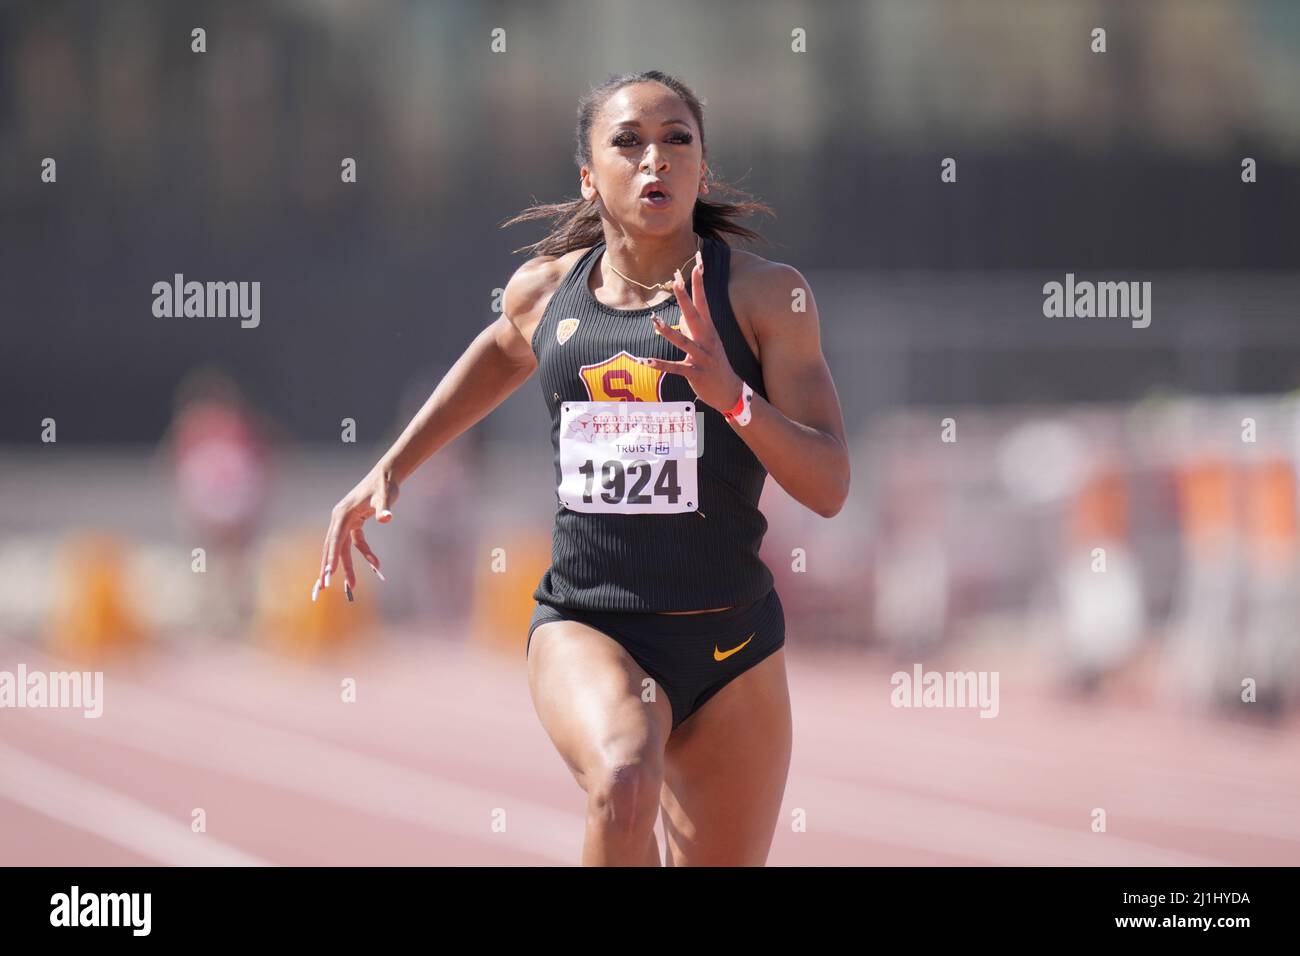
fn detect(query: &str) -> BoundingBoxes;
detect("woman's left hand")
[634,252,743,414]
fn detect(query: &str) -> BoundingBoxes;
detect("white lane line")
[789,773,1232,866]
[222,644,1300,844]
[784,683,1300,840]
[793,733,1300,843]
[19,646,1249,866]
[790,664,1299,778]
[17,650,583,864]
[0,741,269,866]
[133,644,564,776]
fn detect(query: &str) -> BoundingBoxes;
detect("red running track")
[2,633,1297,866]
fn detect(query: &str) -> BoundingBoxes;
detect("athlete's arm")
[728,260,850,518]
[311,257,557,599]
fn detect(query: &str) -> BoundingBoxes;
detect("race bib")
[558,401,701,514]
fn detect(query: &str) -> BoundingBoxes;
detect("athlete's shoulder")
[726,248,817,334]
[503,246,593,343]
[728,248,809,299]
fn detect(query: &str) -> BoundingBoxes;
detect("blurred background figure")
[165,367,272,637]
[1055,460,1146,696]
[1237,444,1300,721]
[1164,428,1243,712]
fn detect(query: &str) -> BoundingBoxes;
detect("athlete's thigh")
[527,618,675,790]
[659,647,792,866]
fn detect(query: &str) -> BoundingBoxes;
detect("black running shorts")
[525,588,785,732]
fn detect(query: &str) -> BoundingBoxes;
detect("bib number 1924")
[558,401,700,515]
[576,457,682,506]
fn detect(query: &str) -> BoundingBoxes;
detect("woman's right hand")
[312,464,399,602]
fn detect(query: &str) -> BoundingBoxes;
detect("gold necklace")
[604,234,702,298]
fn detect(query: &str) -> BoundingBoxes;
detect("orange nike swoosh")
[714,632,755,661]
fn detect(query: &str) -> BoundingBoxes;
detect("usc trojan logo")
[579,350,665,402]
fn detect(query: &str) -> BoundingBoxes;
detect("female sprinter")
[312,70,849,866]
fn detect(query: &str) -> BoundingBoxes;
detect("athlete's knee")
[584,758,662,837]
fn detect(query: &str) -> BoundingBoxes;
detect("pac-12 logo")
[556,318,580,345]
[579,350,666,402]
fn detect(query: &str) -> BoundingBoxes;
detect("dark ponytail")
[500,70,774,257]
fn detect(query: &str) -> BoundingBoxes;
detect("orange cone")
[47,533,146,662]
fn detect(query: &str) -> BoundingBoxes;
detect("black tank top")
[530,233,775,612]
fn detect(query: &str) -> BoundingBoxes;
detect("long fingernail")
[695,250,703,269]
[311,581,320,602]
[324,570,331,588]
[345,582,354,602]
[369,564,386,582]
